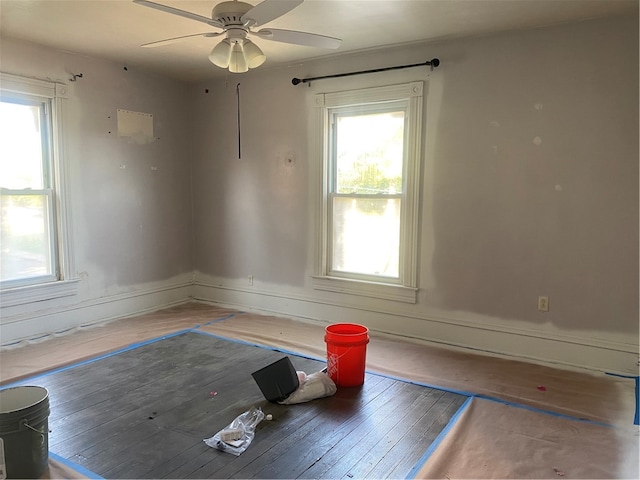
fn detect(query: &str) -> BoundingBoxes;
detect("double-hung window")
[313,82,423,303]
[0,73,76,305]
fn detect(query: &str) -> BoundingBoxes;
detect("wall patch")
[117,109,154,144]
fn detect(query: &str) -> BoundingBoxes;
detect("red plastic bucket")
[324,323,369,387]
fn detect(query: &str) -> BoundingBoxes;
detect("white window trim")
[311,82,423,304]
[0,72,78,306]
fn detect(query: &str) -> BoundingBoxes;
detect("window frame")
[0,72,78,306]
[312,82,423,303]
[327,101,407,283]
[1,95,58,287]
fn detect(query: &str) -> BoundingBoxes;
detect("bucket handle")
[327,346,358,376]
[328,346,353,362]
[2,418,45,436]
[21,419,46,447]
[21,419,44,434]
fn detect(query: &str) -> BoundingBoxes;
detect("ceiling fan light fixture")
[229,41,248,73]
[208,38,232,68]
[135,0,342,74]
[243,39,266,69]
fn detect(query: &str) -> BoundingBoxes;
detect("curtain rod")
[291,58,440,86]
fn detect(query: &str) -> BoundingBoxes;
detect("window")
[1,97,56,285]
[312,82,423,303]
[0,73,77,305]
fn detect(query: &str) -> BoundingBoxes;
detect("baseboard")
[3,276,636,376]
[0,280,193,346]
[193,280,639,376]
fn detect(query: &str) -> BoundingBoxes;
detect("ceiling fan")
[133,0,342,73]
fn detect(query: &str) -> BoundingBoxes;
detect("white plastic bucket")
[0,386,50,479]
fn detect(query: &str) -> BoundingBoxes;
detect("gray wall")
[0,39,194,339]
[1,13,637,372]
[191,14,639,372]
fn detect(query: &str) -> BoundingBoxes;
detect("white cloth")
[279,371,337,404]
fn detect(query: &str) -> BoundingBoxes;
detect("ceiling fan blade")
[141,32,222,48]
[133,0,223,28]
[255,28,342,49]
[242,0,303,27]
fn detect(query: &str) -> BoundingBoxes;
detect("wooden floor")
[27,331,467,479]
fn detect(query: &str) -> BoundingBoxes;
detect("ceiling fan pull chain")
[237,82,241,159]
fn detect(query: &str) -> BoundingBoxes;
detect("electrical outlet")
[538,296,549,312]
[248,275,253,286]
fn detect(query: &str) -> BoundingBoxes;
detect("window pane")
[0,101,45,189]
[335,111,404,194]
[331,196,400,278]
[1,193,53,282]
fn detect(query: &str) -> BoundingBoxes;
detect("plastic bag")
[278,371,337,404]
[203,406,264,456]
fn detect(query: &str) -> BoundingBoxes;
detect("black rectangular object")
[251,356,300,402]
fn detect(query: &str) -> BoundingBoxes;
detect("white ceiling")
[1,0,637,83]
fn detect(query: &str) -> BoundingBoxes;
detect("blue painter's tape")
[190,329,327,363]
[405,396,474,479]
[474,394,612,427]
[49,451,104,479]
[633,377,640,425]
[191,331,476,399]
[605,372,639,379]
[365,370,475,398]
[5,326,625,432]
[0,328,195,390]
[186,330,624,428]
[202,313,236,326]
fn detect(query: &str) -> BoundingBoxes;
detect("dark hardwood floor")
[25,331,467,478]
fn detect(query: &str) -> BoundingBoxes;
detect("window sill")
[311,275,417,304]
[0,279,80,308]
